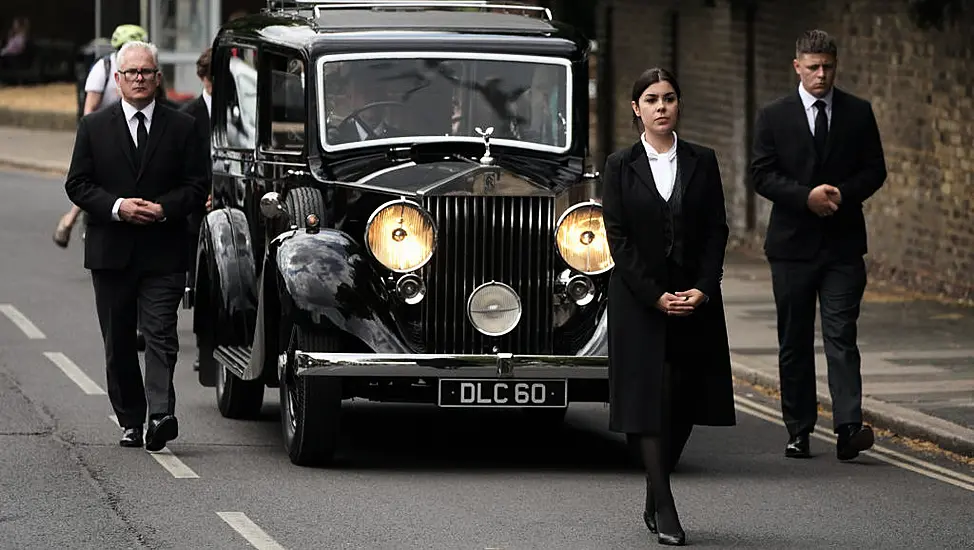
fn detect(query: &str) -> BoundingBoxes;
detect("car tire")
[283,186,325,229]
[280,325,342,467]
[216,358,265,419]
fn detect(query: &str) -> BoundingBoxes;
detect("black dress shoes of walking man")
[145,415,179,452]
[785,433,811,458]
[836,423,874,461]
[119,426,143,448]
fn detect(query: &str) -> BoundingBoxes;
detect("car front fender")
[275,229,411,354]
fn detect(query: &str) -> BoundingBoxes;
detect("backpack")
[75,54,112,120]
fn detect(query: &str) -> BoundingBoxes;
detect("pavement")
[2,122,973,461]
[2,165,973,548]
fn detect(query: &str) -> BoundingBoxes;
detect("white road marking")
[43,352,105,395]
[108,415,199,479]
[0,304,46,339]
[734,395,974,493]
[217,512,287,550]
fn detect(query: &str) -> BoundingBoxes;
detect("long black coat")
[601,139,737,434]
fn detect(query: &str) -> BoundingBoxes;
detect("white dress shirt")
[202,89,212,117]
[798,83,833,135]
[640,131,679,200]
[111,100,156,221]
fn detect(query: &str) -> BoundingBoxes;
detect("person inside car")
[330,66,405,143]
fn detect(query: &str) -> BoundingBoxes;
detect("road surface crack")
[0,366,158,548]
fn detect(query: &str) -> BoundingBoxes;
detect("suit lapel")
[675,139,697,201]
[137,105,168,181]
[627,141,657,194]
[112,103,137,176]
[822,88,843,164]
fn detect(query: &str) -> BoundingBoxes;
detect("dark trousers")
[770,251,867,436]
[91,268,185,428]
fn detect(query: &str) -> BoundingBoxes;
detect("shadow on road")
[242,400,642,473]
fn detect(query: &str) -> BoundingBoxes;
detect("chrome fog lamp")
[567,274,595,306]
[396,273,426,305]
[260,192,286,219]
[467,282,522,336]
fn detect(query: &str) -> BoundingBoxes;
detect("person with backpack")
[54,24,149,249]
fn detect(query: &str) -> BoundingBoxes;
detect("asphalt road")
[1,169,972,550]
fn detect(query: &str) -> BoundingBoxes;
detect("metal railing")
[266,0,552,21]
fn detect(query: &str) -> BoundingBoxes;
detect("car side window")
[264,52,306,152]
[214,44,258,150]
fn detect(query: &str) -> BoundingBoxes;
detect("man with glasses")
[55,24,150,250]
[65,41,208,452]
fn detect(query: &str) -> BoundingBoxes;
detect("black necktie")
[813,100,828,157]
[134,111,148,165]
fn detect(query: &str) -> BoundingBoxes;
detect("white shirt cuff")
[112,198,124,221]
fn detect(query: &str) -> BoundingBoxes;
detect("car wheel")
[215,358,265,419]
[283,186,325,229]
[280,325,342,467]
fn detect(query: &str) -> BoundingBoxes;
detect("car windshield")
[318,53,572,153]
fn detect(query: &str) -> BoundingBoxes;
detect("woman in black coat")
[602,67,736,546]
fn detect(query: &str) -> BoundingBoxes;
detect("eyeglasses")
[119,68,159,81]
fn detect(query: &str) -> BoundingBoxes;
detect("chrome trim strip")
[293,351,607,378]
[356,161,417,184]
[315,52,573,155]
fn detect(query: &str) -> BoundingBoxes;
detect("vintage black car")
[193,0,613,466]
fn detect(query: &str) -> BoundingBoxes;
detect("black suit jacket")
[179,95,212,233]
[602,139,729,307]
[751,87,887,260]
[65,100,208,273]
[179,95,210,155]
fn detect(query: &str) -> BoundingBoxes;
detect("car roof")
[314,9,557,34]
[222,6,588,59]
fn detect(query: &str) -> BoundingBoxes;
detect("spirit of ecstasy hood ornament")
[475,126,494,166]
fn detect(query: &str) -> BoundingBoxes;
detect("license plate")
[437,379,567,408]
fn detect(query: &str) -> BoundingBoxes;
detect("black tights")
[639,362,690,535]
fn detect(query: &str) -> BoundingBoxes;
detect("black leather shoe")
[119,426,143,448]
[836,424,874,461]
[643,509,657,534]
[145,415,178,452]
[192,358,200,372]
[785,433,811,458]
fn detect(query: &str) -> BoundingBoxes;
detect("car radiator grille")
[421,195,555,355]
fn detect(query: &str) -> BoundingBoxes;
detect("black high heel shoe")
[655,514,686,546]
[657,526,686,546]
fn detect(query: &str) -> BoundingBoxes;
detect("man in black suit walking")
[65,40,207,452]
[180,47,213,373]
[751,30,887,461]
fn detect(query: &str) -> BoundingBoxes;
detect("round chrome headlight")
[467,282,522,337]
[554,201,614,275]
[365,199,436,273]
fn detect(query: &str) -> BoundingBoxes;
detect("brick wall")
[606,0,974,301]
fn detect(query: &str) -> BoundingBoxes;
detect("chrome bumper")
[293,352,608,379]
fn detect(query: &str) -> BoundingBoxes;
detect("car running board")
[214,345,252,379]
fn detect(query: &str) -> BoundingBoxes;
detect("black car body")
[193,0,613,466]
